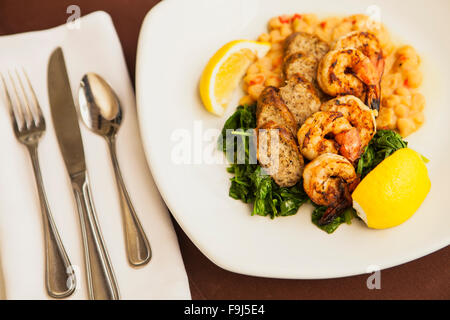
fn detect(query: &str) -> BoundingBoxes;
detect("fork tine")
[14,69,35,128]
[1,72,21,132]
[22,68,44,124]
[7,71,26,130]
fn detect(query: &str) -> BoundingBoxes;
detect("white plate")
[136,0,450,279]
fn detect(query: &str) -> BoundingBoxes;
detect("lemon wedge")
[352,148,431,229]
[199,40,271,116]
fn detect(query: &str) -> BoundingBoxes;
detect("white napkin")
[0,11,191,300]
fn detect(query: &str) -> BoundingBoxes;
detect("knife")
[47,47,120,300]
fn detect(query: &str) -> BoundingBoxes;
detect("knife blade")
[47,47,85,177]
[47,47,120,300]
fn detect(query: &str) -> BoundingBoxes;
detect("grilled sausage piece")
[283,32,330,101]
[257,121,304,187]
[283,52,318,83]
[279,75,321,128]
[257,86,297,135]
[284,32,330,61]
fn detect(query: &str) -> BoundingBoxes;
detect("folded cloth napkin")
[0,11,190,300]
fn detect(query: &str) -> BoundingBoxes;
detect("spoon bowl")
[79,73,122,138]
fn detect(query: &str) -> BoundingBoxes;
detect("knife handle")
[72,172,120,300]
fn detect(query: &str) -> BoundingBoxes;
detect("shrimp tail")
[365,84,381,112]
[319,193,351,225]
[372,51,386,83]
[318,176,361,225]
[369,53,384,112]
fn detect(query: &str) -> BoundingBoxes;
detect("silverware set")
[0,47,151,300]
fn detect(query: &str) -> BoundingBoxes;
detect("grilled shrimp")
[320,95,376,149]
[303,153,359,225]
[334,31,385,77]
[317,48,381,111]
[334,31,385,110]
[297,111,362,162]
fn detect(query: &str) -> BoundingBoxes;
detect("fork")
[1,70,76,298]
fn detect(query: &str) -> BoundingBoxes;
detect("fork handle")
[28,146,76,298]
[71,172,120,300]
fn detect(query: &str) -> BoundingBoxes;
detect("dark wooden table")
[0,0,448,300]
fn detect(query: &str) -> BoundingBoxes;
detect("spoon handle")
[107,137,152,267]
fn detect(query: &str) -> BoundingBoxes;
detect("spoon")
[79,73,151,267]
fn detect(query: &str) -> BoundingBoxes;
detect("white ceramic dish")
[136,0,450,279]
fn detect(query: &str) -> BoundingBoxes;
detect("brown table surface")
[0,0,448,300]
